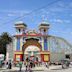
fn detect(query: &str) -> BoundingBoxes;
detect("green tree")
[0,32,12,56]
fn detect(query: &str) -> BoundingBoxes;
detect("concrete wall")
[70,54,72,61]
[50,52,65,63]
[6,43,14,61]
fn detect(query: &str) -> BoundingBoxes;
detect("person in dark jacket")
[8,60,12,69]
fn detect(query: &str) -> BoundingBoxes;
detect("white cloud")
[50,19,71,24]
[57,1,65,7]
[49,1,72,12]
[64,20,71,23]
[50,19,63,23]
[49,7,63,12]
[0,10,30,17]
[51,30,59,33]
[8,13,15,16]
[56,19,63,23]
[0,10,30,13]
[51,30,68,34]
[39,9,50,15]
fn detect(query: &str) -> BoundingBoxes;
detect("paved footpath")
[0,65,72,72]
[0,65,45,72]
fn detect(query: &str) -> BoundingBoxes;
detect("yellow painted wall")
[16,55,20,61]
[14,51,23,54]
[44,55,49,61]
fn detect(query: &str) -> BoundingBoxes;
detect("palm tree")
[0,32,12,56]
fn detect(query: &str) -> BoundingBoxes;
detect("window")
[18,29,21,32]
[16,38,20,51]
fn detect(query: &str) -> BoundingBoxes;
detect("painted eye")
[28,51,31,53]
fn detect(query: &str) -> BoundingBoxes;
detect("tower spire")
[14,21,27,35]
[39,21,50,35]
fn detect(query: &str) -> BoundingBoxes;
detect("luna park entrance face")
[24,45,41,62]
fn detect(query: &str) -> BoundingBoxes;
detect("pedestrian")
[25,61,28,71]
[8,60,12,69]
[6,62,8,69]
[9,62,12,69]
[46,62,48,67]
[19,61,23,71]
[30,60,33,68]
[46,62,49,68]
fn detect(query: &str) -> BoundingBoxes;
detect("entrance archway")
[22,38,42,62]
[24,45,41,62]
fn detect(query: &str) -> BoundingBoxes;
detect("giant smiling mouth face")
[24,45,40,56]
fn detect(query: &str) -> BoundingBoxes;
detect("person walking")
[25,61,28,71]
[6,62,8,69]
[46,62,49,68]
[19,61,23,71]
[8,60,12,69]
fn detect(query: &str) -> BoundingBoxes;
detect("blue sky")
[0,0,72,44]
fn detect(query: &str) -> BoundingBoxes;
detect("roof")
[15,21,27,27]
[39,21,50,26]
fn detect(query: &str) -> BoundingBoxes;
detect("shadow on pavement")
[2,70,44,72]
[51,68,63,70]
[3,70,33,72]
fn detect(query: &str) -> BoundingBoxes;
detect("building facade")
[13,22,50,62]
[12,21,72,63]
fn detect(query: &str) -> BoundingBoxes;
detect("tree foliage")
[0,32,12,55]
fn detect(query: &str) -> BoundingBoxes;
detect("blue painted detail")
[44,38,48,50]
[16,37,20,51]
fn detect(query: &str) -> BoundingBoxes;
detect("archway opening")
[22,38,42,62]
[24,45,41,62]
